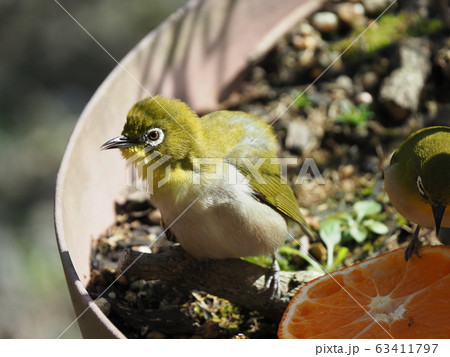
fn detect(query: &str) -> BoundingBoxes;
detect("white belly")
[151,164,288,259]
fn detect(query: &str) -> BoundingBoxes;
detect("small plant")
[334,103,374,129]
[279,245,323,272]
[332,12,443,62]
[320,200,389,270]
[291,90,312,110]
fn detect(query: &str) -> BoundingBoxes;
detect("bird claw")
[262,258,281,299]
[405,225,422,261]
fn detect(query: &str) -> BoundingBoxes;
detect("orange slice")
[278,245,450,338]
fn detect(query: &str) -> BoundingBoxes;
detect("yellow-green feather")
[391,126,450,205]
[200,111,310,230]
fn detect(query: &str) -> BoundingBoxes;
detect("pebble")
[355,91,373,105]
[293,35,318,51]
[341,164,356,179]
[94,297,111,316]
[124,291,137,303]
[317,50,344,73]
[437,44,450,78]
[298,48,316,67]
[335,75,354,95]
[130,279,147,291]
[132,245,152,254]
[342,177,355,192]
[361,71,379,89]
[285,120,311,154]
[311,12,339,33]
[232,333,249,339]
[130,220,141,229]
[361,0,396,16]
[298,22,316,36]
[309,242,327,262]
[336,3,366,28]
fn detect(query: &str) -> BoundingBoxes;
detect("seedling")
[320,200,389,270]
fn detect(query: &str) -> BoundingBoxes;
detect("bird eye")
[145,128,164,146]
[148,130,160,141]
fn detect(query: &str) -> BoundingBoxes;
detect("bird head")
[101,96,204,165]
[388,126,450,234]
[415,150,450,234]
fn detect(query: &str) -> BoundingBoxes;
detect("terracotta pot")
[55,0,323,338]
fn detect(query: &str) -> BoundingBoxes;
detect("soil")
[87,0,449,338]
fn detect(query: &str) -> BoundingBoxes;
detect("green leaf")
[334,103,373,128]
[319,218,342,269]
[396,214,408,226]
[353,200,382,222]
[279,245,322,271]
[330,246,349,271]
[243,255,273,268]
[276,254,291,271]
[336,211,352,222]
[320,219,342,247]
[348,220,368,242]
[363,219,389,235]
[292,90,312,109]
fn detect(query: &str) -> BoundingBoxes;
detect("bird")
[384,126,450,261]
[101,95,314,297]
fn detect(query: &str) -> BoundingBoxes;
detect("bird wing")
[235,158,315,240]
[200,110,314,239]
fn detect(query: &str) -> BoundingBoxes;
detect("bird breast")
[385,163,450,228]
[151,162,288,259]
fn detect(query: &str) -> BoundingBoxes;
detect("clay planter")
[55,0,323,338]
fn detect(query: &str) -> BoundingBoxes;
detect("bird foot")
[262,257,281,300]
[405,225,422,261]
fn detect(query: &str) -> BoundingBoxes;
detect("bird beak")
[432,204,446,235]
[101,135,136,150]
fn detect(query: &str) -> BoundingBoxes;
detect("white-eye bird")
[384,126,450,260]
[102,95,314,297]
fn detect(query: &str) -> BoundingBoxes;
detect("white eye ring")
[416,175,426,197]
[145,128,164,146]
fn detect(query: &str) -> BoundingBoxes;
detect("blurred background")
[0,0,188,338]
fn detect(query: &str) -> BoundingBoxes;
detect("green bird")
[101,95,314,297]
[384,126,450,260]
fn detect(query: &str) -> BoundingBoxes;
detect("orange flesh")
[278,246,450,338]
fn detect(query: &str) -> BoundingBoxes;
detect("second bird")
[385,126,450,260]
